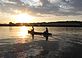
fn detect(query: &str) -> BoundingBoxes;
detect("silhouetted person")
[31,26,34,39]
[31,26,34,32]
[46,27,48,33]
[44,27,49,41]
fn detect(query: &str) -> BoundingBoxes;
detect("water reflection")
[0,27,82,58]
[18,26,28,38]
[16,26,30,43]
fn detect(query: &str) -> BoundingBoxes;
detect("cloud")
[0,0,17,5]
[24,0,82,16]
[0,0,82,16]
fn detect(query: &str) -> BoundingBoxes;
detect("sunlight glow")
[16,26,32,43]
[15,13,34,23]
[19,26,28,38]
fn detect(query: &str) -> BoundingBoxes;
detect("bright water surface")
[0,26,82,44]
[0,26,82,58]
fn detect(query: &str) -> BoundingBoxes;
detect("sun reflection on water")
[16,26,30,43]
[19,26,28,38]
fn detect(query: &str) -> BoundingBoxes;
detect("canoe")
[28,30,52,36]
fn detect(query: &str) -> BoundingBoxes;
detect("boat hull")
[28,30,52,36]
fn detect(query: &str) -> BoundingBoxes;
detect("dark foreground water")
[0,26,82,58]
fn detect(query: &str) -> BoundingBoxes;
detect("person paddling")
[46,27,48,33]
[31,26,34,32]
[44,27,49,41]
[31,26,34,39]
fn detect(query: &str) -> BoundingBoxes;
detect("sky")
[0,0,82,23]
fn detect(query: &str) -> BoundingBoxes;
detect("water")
[0,26,82,58]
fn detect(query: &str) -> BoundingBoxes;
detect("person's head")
[46,27,48,29]
[32,26,34,28]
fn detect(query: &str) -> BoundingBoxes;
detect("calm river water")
[0,26,82,58]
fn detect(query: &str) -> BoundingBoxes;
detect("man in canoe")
[46,27,48,33]
[44,27,49,41]
[31,26,34,39]
[31,26,34,33]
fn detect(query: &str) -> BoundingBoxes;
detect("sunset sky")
[0,0,82,23]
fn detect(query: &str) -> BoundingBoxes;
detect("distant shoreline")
[0,21,82,27]
[0,25,82,27]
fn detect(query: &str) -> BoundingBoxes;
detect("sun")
[15,13,33,23]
